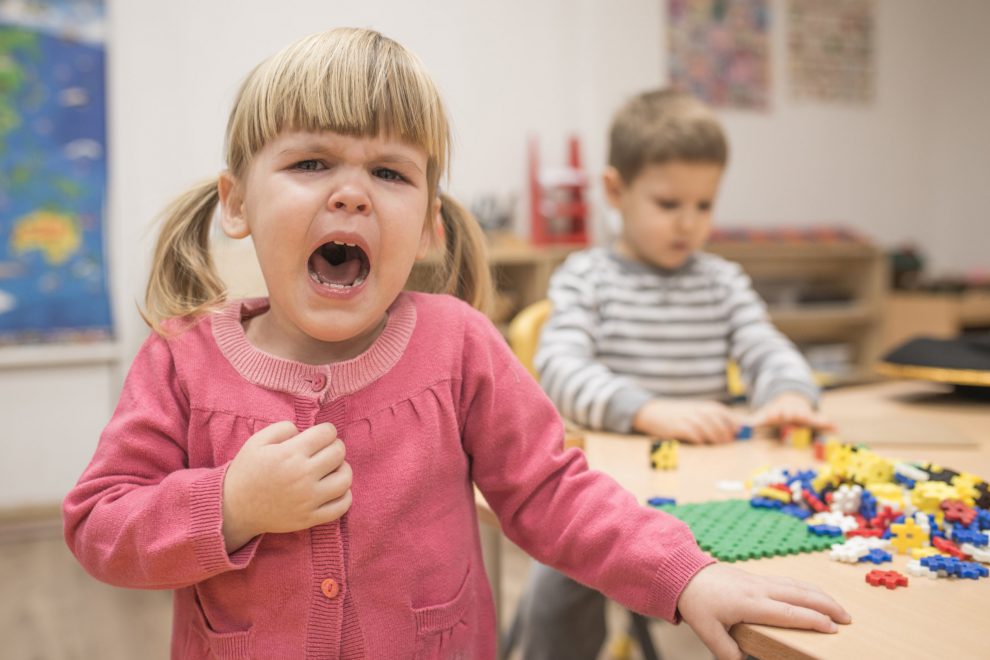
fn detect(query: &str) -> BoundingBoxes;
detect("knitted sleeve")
[458,306,714,622]
[62,332,260,589]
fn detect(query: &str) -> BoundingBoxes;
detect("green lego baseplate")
[650,499,835,562]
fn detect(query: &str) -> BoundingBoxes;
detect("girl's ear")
[602,166,626,210]
[217,171,250,239]
[417,196,442,260]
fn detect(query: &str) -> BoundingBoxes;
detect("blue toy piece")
[780,504,811,520]
[920,555,989,579]
[952,528,989,546]
[750,497,783,510]
[647,496,677,507]
[808,524,844,537]
[894,473,916,489]
[858,548,892,564]
[736,424,753,441]
[858,490,877,520]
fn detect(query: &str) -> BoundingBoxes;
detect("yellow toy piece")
[826,443,855,479]
[787,426,813,448]
[866,482,905,511]
[911,546,944,560]
[911,481,958,514]
[812,465,840,493]
[757,487,792,503]
[890,518,929,554]
[847,451,893,485]
[649,439,679,470]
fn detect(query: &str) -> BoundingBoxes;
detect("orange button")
[321,577,339,599]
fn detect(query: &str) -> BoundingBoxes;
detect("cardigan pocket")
[412,563,476,660]
[192,587,254,659]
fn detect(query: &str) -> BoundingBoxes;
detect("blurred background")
[1,1,988,657]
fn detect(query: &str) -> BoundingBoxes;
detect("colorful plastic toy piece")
[858,548,893,564]
[890,518,928,554]
[808,524,844,537]
[648,499,835,562]
[865,569,908,589]
[647,496,677,507]
[905,559,938,579]
[933,536,968,559]
[941,499,977,527]
[649,439,679,470]
[736,424,753,441]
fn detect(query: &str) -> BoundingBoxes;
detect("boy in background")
[520,88,831,658]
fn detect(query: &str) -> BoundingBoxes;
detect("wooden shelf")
[709,240,887,379]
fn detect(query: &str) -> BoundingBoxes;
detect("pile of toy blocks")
[747,439,990,586]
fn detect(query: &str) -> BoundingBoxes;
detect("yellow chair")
[501,299,658,660]
[507,298,552,379]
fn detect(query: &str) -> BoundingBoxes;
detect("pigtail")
[142,178,227,334]
[436,193,494,316]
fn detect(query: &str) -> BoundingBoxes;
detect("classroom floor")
[0,516,710,660]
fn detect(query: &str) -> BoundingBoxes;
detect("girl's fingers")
[690,617,744,660]
[767,582,852,624]
[747,599,838,633]
[312,489,353,524]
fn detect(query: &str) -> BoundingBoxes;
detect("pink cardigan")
[63,292,713,659]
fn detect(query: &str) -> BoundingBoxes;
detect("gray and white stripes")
[534,248,819,432]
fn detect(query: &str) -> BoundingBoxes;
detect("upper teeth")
[330,241,356,247]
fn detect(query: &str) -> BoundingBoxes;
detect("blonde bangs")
[226,28,449,189]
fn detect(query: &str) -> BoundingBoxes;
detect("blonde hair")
[144,27,492,332]
[608,88,728,183]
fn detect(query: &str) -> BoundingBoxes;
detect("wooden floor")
[1,515,709,660]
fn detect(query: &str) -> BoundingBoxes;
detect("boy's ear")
[602,167,625,209]
[217,171,250,239]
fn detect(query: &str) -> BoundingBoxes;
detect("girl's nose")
[328,186,370,215]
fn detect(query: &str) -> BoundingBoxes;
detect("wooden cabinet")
[707,241,887,382]
[407,235,577,330]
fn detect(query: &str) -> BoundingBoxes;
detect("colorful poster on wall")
[668,0,771,111]
[0,0,111,346]
[788,0,876,103]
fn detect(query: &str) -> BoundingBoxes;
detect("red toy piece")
[802,488,827,513]
[933,536,969,559]
[865,569,908,589]
[847,527,883,538]
[941,499,977,526]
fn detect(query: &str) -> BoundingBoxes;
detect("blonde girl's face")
[219,130,434,363]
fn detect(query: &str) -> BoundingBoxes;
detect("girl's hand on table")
[677,563,851,660]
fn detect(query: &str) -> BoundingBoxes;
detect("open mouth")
[308,240,370,289]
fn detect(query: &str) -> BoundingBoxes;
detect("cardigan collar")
[211,293,416,399]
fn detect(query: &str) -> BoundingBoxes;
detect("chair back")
[507,299,552,378]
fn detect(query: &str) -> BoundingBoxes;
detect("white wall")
[2,0,988,507]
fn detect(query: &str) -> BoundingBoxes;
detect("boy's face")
[604,160,723,270]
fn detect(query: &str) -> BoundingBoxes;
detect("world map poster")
[0,0,111,345]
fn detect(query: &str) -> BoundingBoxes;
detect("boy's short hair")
[608,88,728,183]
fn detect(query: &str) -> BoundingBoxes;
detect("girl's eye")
[698,202,712,212]
[293,160,325,172]
[373,167,405,182]
[656,199,680,211]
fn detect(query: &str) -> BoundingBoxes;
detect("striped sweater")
[535,247,818,432]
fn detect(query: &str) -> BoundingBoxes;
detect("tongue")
[310,253,361,286]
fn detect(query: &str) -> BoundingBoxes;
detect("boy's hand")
[222,421,353,552]
[677,563,851,660]
[752,392,835,432]
[632,399,741,444]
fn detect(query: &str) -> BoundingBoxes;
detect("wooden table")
[480,380,990,659]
